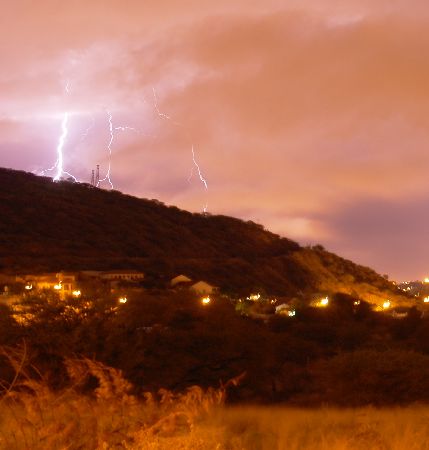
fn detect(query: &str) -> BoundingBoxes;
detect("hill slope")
[0,167,406,303]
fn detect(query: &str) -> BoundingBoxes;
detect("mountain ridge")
[0,167,408,304]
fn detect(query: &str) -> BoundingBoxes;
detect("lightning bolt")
[115,126,137,132]
[41,111,76,182]
[97,110,115,189]
[187,166,194,183]
[152,87,172,121]
[96,110,151,189]
[152,87,209,212]
[41,81,77,182]
[191,145,208,190]
[53,112,69,181]
[81,114,95,141]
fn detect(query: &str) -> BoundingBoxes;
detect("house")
[57,272,79,296]
[190,281,218,295]
[170,275,192,287]
[23,273,58,290]
[20,272,79,299]
[100,270,145,282]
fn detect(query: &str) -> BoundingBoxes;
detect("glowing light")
[354,300,361,306]
[288,310,296,317]
[424,297,429,303]
[54,284,62,290]
[25,284,32,290]
[317,296,329,307]
[247,293,261,301]
[201,296,211,305]
[424,278,429,284]
[383,300,391,309]
[118,297,127,304]
[72,290,81,298]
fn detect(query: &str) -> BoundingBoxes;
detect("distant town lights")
[54,284,62,290]
[72,290,81,297]
[118,297,127,304]
[383,300,391,309]
[25,284,33,290]
[424,296,429,303]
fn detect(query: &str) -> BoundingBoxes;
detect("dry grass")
[2,354,429,449]
[217,406,429,450]
[0,354,229,449]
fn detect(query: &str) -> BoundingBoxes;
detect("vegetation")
[0,167,407,303]
[2,289,429,406]
[3,353,429,449]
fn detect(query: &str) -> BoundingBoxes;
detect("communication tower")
[95,165,100,187]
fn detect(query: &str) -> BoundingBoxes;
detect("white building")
[170,275,192,287]
[190,281,218,295]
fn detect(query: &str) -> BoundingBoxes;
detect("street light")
[201,296,211,305]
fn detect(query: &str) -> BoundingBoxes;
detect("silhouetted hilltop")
[0,167,406,302]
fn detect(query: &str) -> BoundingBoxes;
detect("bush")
[308,349,429,406]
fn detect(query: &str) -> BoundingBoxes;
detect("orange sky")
[1,0,429,280]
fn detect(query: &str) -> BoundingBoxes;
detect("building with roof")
[190,281,218,295]
[170,274,193,287]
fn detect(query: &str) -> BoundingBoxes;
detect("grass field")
[2,356,429,449]
[3,393,429,449]
[215,406,429,450]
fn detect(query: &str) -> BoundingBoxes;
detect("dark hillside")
[0,167,407,301]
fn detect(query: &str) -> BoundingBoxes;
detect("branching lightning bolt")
[42,111,77,182]
[95,109,151,189]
